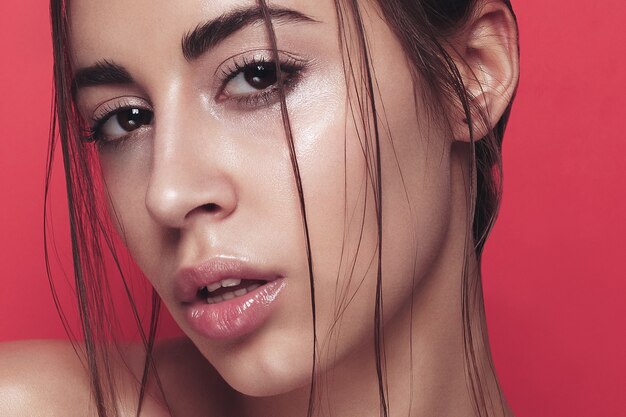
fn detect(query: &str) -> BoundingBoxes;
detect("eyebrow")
[72,59,133,95]
[71,6,316,93]
[181,6,317,61]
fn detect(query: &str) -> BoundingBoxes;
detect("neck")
[237,258,507,417]
[237,147,510,417]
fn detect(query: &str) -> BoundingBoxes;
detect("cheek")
[375,86,453,327]
[380,134,452,305]
[285,72,366,333]
[292,45,453,356]
[97,141,171,283]
[355,10,454,319]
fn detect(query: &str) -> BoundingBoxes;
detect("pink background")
[1,1,624,416]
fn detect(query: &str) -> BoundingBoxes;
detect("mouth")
[197,278,267,304]
[175,258,285,340]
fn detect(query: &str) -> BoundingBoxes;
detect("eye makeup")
[80,49,311,144]
[83,96,153,144]
[215,50,309,109]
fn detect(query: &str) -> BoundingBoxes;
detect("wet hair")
[47,0,518,416]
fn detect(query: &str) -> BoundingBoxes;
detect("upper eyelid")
[213,48,306,78]
[87,105,154,144]
[218,55,304,86]
[85,50,310,124]
[86,100,154,142]
[91,96,152,122]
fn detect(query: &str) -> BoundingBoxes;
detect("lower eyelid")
[94,124,152,147]
[89,107,154,142]
[223,62,305,102]
[228,73,303,110]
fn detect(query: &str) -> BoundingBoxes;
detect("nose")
[145,109,238,229]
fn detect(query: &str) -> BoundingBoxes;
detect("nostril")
[183,200,235,222]
[201,203,220,213]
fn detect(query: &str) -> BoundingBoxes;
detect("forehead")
[69,0,331,68]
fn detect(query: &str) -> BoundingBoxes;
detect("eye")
[217,53,307,108]
[92,107,153,142]
[223,62,279,97]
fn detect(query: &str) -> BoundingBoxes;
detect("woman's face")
[71,0,456,396]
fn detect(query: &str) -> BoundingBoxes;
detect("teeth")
[221,278,241,288]
[205,278,242,294]
[205,281,263,304]
[234,288,247,297]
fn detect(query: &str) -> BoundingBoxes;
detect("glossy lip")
[175,257,285,340]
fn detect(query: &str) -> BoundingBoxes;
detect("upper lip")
[175,257,281,304]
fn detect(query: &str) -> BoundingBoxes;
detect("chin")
[229,371,311,397]
[198,330,316,397]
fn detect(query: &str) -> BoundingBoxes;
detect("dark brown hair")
[47,0,517,416]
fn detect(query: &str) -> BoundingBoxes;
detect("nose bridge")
[145,94,237,229]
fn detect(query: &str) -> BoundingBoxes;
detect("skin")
[0,0,519,416]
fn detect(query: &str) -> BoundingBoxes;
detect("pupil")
[244,64,277,90]
[118,108,152,131]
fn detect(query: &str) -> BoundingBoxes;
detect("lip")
[175,258,285,340]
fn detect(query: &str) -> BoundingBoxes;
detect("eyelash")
[83,100,150,144]
[217,54,306,107]
[84,53,307,143]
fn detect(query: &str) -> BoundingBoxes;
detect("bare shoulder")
[0,340,93,417]
[0,340,171,417]
[0,338,229,417]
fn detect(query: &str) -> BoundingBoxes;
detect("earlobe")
[450,0,519,142]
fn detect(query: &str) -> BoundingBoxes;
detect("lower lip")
[184,279,286,340]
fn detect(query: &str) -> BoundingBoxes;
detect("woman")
[1,0,519,416]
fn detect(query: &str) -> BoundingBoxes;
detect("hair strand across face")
[47,0,518,416]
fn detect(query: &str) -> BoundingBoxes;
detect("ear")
[450,0,519,141]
